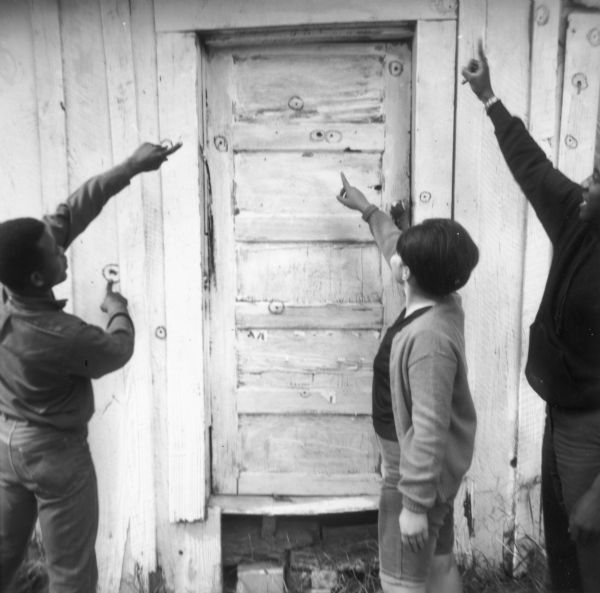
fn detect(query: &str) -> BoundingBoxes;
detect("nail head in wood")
[388,60,403,76]
[535,5,550,26]
[288,95,304,111]
[214,135,228,151]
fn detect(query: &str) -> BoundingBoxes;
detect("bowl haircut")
[396,218,479,297]
[0,218,46,291]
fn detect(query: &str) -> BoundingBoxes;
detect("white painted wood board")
[513,0,562,572]
[453,0,531,563]
[411,19,456,223]
[558,11,600,182]
[154,0,458,33]
[0,1,41,221]
[210,494,379,515]
[30,0,72,304]
[157,32,208,522]
[100,0,157,582]
[238,472,382,496]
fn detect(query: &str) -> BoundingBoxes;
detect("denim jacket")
[0,165,135,430]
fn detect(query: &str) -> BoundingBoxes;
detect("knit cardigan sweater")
[367,210,477,513]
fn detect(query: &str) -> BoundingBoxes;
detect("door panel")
[206,40,410,495]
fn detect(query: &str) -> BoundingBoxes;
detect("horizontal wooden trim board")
[204,25,414,47]
[235,214,374,242]
[237,387,371,415]
[235,302,383,329]
[233,123,385,152]
[210,494,379,515]
[237,472,382,496]
[155,0,457,32]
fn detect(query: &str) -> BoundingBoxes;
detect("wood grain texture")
[233,46,384,123]
[210,494,379,515]
[411,19,456,223]
[0,0,41,221]
[558,11,600,182]
[205,48,239,494]
[238,472,382,496]
[454,0,531,563]
[100,0,157,583]
[59,2,127,590]
[381,41,411,326]
[30,0,72,303]
[236,302,382,329]
[512,0,562,572]
[233,122,385,151]
[157,32,207,521]
[154,0,458,32]
[237,244,382,304]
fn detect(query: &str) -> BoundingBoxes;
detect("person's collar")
[3,287,67,311]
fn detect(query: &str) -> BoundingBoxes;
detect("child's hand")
[101,281,129,315]
[336,172,371,213]
[399,508,429,553]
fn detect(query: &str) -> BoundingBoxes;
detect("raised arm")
[337,172,404,265]
[44,141,182,250]
[462,40,581,243]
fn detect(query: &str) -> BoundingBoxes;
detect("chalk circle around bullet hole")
[288,96,304,111]
[268,300,285,315]
[102,264,120,283]
[155,326,167,340]
[565,135,578,149]
[588,28,600,47]
[326,130,342,143]
[309,130,325,142]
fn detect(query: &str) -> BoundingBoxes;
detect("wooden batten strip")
[236,387,371,415]
[411,19,456,223]
[235,214,374,242]
[233,122,385,152]
[154,0,457,33]
[100,0,157,579]
[205,49,241,494]
[157,32,207,521]
[236,302,382,329]
[210,494,379,515]
[30,0,72,304]
[558,11,600,181]
[238,472,382,496]
[381,42,411,326]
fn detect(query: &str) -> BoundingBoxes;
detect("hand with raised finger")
[336,172,371,213]
[126,140,183,174]
[101,280,129,315]
[461,38,495,103]
[399,507,429,554]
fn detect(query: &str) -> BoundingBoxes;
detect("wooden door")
[205,39,412,496]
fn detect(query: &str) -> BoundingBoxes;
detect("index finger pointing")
[164,141,183,156]
[340,172,351,191]
[477,38,487,62]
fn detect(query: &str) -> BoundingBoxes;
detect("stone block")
[236,562,284,593]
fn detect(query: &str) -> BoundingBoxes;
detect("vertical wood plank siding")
[1,0,587,587]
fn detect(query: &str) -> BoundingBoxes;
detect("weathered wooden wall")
[2,0,598,590]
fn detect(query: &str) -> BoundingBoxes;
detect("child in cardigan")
[337,174,479,593]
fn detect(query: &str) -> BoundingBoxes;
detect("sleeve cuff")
[402,495,428,514]
[361,204,379,222]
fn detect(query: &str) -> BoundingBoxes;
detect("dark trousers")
[0,415,98,593]
[542,406,600,593]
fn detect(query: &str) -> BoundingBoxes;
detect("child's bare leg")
[427,553,462,593]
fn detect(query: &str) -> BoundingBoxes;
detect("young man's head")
[0,218,67,293]
[391,218,479,297]
[580,168,600,224]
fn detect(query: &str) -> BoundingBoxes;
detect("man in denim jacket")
[0,141,180,593]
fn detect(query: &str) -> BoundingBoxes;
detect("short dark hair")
[397,218,479,297]
[0,218,46,291]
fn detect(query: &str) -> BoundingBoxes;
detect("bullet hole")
[510,457,517,468]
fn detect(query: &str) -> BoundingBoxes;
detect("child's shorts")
[377,435,455,587]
